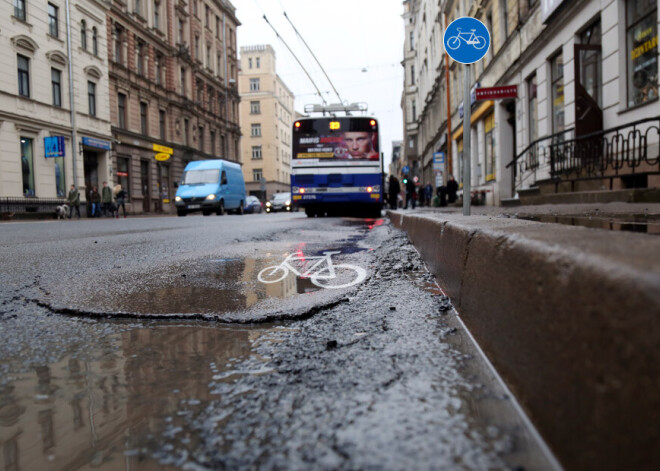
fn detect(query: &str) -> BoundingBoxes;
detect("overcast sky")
[235,0,404,169]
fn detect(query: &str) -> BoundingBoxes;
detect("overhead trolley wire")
[282,11,344,105]
[262,14,327,105]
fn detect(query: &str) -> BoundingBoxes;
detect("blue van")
[175,160,246,216]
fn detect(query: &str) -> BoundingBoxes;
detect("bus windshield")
[181,169,220,185]
[292,118,379,163]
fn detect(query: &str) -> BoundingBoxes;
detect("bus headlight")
[205,194,216,200]
[285,200,291,206]
[175,196,182,202]
[366,186,373,193]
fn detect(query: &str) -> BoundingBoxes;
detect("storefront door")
[83,151,98,217]
[141,160,150,213]
[574,21,603,137]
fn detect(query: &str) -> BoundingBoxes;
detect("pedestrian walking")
[67,184,81,219]
[115,185,128,218]
[405,178,416,209]
[388,175,400,210]
[101,182,113,217]
[447,175,458,204]
[424,184,433,205]
[90,186,101,217]
[418,186,426,207]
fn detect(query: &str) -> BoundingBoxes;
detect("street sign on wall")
[475,85,518,100]
[443,17,491,64]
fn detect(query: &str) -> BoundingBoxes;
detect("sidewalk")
[387,202,660,471]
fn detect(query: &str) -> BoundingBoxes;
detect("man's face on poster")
[343,132,374,158]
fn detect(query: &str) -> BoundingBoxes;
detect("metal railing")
[507,116,660,192]
[0,197,69,215]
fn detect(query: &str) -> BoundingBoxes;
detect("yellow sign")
[329,121,340,130]
[153,143,173,154]
[163,199,170,203]
[155,153,171,161]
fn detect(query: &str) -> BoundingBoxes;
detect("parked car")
[175,159,246,216]
[244,195,263,214]
[265,192,292,213]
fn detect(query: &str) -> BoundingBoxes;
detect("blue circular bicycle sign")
[444,17,490,64]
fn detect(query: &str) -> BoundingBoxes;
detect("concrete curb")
[388,210,660,471]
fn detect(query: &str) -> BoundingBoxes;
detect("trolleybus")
[291,105,383,218]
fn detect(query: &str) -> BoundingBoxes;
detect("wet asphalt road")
[0,213,556,470]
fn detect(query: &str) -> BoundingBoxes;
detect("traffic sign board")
[402,165,410,174]
[443,17,490,64]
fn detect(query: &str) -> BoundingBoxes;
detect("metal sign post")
[443,17,491,216]
[462,64,472,216]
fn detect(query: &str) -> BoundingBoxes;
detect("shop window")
[527,74,538,143]
[20,137,34,196]
[626,0,658,107]
[117,157,130,200]
[484,113,496,182]
[550,52,564,134]
[160,164,170,201]
[55,156,65,197]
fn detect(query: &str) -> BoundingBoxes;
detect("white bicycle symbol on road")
[258,251,367,290]
[446,28,487,50]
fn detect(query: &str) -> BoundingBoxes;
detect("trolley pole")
[462,64,471,216]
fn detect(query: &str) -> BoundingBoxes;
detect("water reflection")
[518,214,660,235]
[0,323,272,470]
[86,257,321,315]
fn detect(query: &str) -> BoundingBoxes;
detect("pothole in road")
[84,257,323,315]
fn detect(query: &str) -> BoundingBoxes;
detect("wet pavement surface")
[0,213,556,470]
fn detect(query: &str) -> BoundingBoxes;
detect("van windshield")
[181,169,220,185]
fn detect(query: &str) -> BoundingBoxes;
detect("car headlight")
[266,202,271,207]
[175,196,182,202]
[285,200,291,206]
[205,194,216,200]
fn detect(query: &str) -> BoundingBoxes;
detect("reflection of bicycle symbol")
[258,251,367,289]
[446,28,486,50]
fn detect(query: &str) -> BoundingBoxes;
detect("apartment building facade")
[0,0,112,203]
[404,0,658,206]
[238,45,294,199]
[108,0,240,214]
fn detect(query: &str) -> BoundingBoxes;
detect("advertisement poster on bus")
[293,131,379,166]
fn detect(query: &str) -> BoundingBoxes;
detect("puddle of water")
[0,322,283,470]
[86,257,323,315]
[518,214,660,235]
